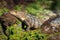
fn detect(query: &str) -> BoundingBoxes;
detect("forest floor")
[0,6,60,40]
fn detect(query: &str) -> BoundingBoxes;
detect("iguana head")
[9,10,27,21]
[9,10,18,16]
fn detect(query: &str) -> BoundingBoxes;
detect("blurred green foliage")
[13,5,22,11]
[7,24,48,40]
[0,34,7,40]
[0,0,60,40]
[0,8,9,16]
[6,24,60,40]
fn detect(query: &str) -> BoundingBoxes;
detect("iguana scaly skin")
[10,10,57,31]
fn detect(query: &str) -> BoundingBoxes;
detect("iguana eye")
[15,10,17,14]
[44,18,46,20]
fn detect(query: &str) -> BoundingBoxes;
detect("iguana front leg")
[24,20,31,31]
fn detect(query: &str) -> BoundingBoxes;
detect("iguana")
[10,10,57,31]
